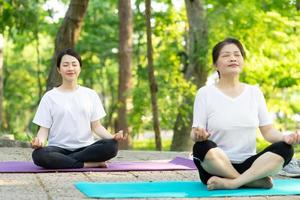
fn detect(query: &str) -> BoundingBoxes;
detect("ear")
[57,67,61,74]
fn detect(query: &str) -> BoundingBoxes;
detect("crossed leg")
[204,149,281,190]
[193,141,293,190]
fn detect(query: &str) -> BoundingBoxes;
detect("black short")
[193,140,294,184]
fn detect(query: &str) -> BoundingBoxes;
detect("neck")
[59,81,78,91]
[217,75,240,88]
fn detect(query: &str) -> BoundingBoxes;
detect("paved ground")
[0,147,299,200]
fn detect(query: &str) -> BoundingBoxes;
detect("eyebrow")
[62,61,78,64]
[220,51,241,54]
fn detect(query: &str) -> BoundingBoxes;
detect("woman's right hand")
[191,127,210,142]
[113,130,127,141]
[31,137,44,149]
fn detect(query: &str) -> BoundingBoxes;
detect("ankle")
[229,179,241,189]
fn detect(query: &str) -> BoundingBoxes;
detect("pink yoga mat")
[0,157,196,173]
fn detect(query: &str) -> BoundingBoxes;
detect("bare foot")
[207,176,236,190]
[84,162,108,168]
[244,176,273,189]
[207,176,273,190]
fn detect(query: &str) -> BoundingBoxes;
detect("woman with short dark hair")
[31,48,126,169]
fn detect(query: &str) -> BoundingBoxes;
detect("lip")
[228,64,239,67]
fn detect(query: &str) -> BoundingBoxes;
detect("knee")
[32,148,48,167]
[106,139,118,158]
[275,141,294,157]
[270,142,294,166]
[193,140,217,161]
[202,148,221,162]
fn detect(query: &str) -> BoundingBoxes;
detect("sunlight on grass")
[133,139,172,151]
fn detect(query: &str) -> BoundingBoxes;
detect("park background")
[0,0,299,156]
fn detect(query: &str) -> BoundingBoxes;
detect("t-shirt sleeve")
[192,88,207,128]
[257,87,272,126]
[32,95,52,128]
[91,91,106,122]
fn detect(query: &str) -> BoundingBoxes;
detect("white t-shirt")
[33,86,106,150]
[192,84,272,163]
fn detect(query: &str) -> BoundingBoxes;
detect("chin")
[230,68,242,73]
[65,78,77,82]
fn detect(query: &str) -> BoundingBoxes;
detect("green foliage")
[0,0,50,41]
[3,34,53,134]
[207,0,300,131]
[129,1,195,135]
[1,0,299,152]
[256,137,270,152]
[76,0,119,130]
[1,0,58,134]
[133,138,171,151]
[295,145,300,159]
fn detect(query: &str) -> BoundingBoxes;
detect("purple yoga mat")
[0,157,196,173]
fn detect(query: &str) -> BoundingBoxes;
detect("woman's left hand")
[113,130,127,141]
[283,130,300,145]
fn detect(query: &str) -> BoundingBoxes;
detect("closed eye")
[221,54,230,57]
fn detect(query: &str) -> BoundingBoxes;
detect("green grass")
[133,139,172,151]
[294,145,300,159]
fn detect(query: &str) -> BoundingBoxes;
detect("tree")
[145,0,162,150]
[0,1,47,133]
[117,0,133,149]
[171,0,208,151]
[46,0,89,90]
[0,35,3,129]
[1,0,299,148]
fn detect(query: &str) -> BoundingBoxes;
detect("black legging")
[193,140,294,184]
[32,139,118,169]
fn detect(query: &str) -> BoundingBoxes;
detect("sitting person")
[191,38,299,190]
[31,48,126,169]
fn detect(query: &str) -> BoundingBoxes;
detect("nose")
[67,65,75,70]
[230,54,237,61]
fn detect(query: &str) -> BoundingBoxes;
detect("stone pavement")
[0,147,299,200]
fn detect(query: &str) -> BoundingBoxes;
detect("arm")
[91,120,126,141]
[256,87,299,144]
[91,120,113,139]
[31,126,49,149]
[191,88,210,141]
[260,124,300,145]
[259,124,284,143]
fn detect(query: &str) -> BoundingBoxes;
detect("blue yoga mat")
[75,179,300,198]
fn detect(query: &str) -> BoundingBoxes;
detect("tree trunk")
[35,23,43,100]
[46,0,89,90]
[171,0,208,151]
[0,34,3,130]
[145,0,162,151]
[297,0,300,11]
[117,0,133,149]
